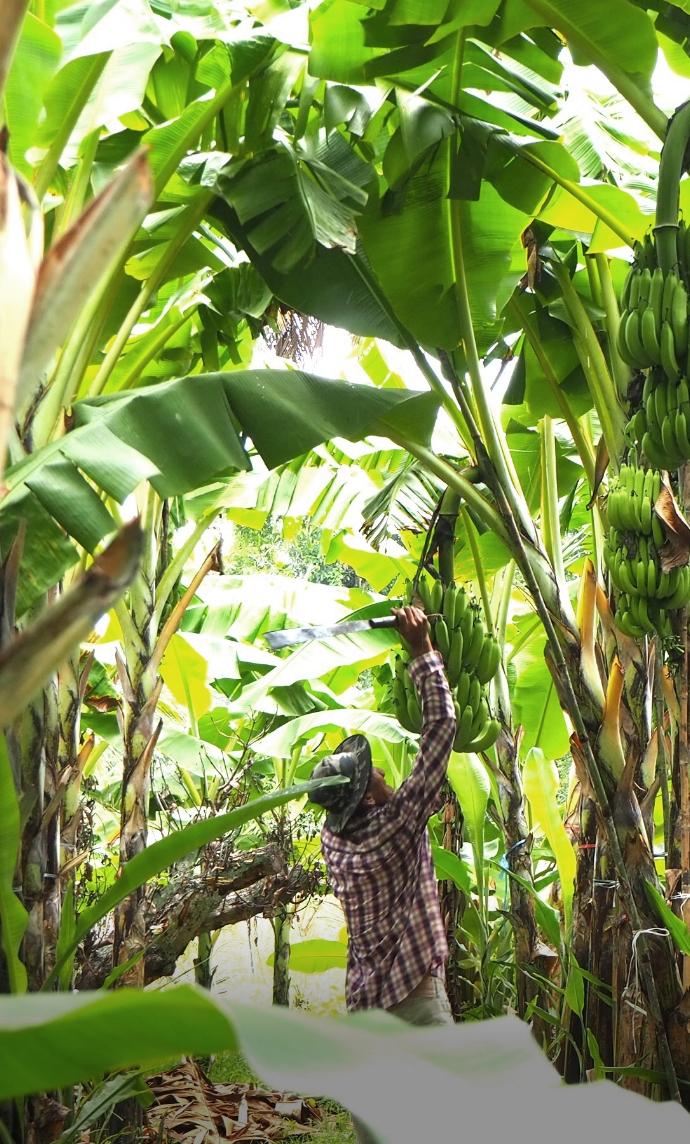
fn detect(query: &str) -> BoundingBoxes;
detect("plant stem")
[109,300,202,393]
[391,431,571,635]
[585,255,603,309]
[56,127,100,238]
[350,255,474,454]
[153,508,219,629]
[594,253,631,398]
[492,561,514,723]
[460,505,493,632]
[509,294,595,486]
[522,150,637,248]
[541,415,577,631]
[447,186,535,542]
[446,34,535,541]
[389,434,507,539]
[490,461,682,1103]
[88,191,214,397]
[655,641,671,866]
[654,102,690,274]
[551,260,625,467]
[34,54,109,202]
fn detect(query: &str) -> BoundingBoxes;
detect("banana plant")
[5,0,690,1117]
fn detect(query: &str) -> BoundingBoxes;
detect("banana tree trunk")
[113,491,161,987]
[272,901,293,1007]
[492,731,542,1019]
[113,495,221,984]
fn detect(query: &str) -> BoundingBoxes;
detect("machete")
[264,613,441,650]
[264,616,399,650]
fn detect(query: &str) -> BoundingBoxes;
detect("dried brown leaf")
[653,473,690,571]
[146,1061,323,1142]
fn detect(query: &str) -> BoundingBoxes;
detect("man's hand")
[392,605,433,660]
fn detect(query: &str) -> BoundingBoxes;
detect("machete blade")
[264,619,376,650]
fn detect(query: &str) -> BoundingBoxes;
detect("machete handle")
[369,616,399,630]
[369,613,443,631]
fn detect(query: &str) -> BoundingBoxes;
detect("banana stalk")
[594,253,632,398]
[551,261,626,468]
[540,414,578,635]
[460,506,493,633]
[654,103,690,276]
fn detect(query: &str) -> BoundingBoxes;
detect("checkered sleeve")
[383,650,456,832]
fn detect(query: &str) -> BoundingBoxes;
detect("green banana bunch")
[603,531,672,599]
[606,459,661,536]
[614,593,674,640]
[618,252,690,376]
[633,370,690,469]
[453,669,500,753]
[392,576,501,754]
[391,656,424,734]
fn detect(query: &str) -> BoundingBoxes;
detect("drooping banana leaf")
[1,371,438,613]
[0,987,686,1143]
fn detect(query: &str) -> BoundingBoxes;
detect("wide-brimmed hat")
[309,734,372,834]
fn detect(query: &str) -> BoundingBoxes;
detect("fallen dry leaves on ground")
[145,1059,324,1143]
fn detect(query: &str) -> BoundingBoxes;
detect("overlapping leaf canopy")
[2,373,437,612]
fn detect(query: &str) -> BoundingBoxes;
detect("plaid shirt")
[320,651,456,1011]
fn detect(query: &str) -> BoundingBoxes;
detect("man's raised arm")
[384,605,456,830]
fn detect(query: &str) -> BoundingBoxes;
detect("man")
[309,605,456,1031]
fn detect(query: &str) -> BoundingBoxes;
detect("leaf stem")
[34,54,109,202]
[447,176,536,542]
[350,254,475,454]
[388,433,507,540]
[593,253,631,398]
[521,150,636,248]
[154,508,219,629]
[551,260,625,467]
[460,505,493,633]
[509,294,595,486]
[88,191,214,397]
[540,414,577,631]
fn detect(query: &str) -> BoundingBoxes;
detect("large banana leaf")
[2,373,438,613]
[523,746,576,933]
[190,574,377,641]
[3,12,61,177]
[309,0,558,120]
[0,988,688,1142]
[252,707,410,759]
[522,0,664,137]
[18,150,154,405]
[447,752,491,902]
[358,141,528,351]
[511,637,569,762]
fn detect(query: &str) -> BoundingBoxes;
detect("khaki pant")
[351,975,453,1144]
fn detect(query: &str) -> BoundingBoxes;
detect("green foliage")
[1,0,687,1111]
